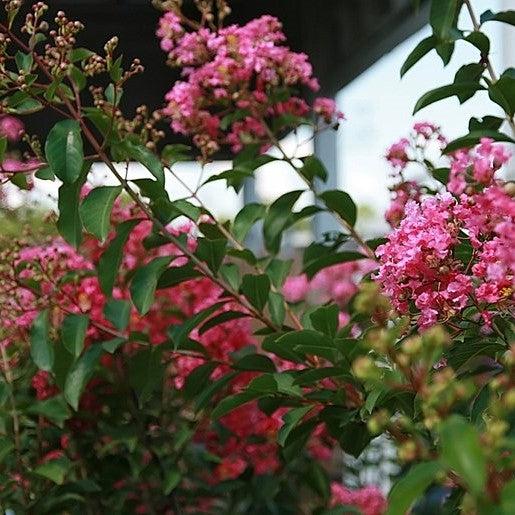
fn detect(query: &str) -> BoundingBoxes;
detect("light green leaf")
[163,468,182,495]
[64,344,103,410]
[45,120,84,184]
[61,314,89,358]
[387,461,442,515]
[240,273,270,311]
[80,186,122,242]
[98,218,141,295]
[117,140,165,183]
[439,415,486,495]
[268,291,286,327]
[130,256,172,315]
[34,457,71,485]
[30,310,54,372]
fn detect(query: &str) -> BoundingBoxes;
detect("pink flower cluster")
[384,122,447,226]
[376,183,514,328]
[330,482,387,515]
[158,12,342,156]
[0,115,41,181]
[448,137,511,195]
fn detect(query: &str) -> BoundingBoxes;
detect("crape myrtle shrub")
[0,0,513,514]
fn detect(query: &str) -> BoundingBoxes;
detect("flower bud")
[352,356,381,381]
[402,336,422,356]
[397,440,417,462]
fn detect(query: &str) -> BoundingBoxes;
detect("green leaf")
[34,457,71,485]
[233,353,277,373]
[266,258,293,288]
[196,238,227,273]
[501,479,515,513]
[275,329,337,362]
[157,263,201,289]
[184,362,218,399]
[305,461,331,501]
[130,256,171,315]
[464,31,490,54]
[318,190,357,227]
[31,310,54,372]
[299,155,328,183]
[163,468,182,495]
[443,129,514,153]
[386,461,442,515]
[430,0,460,41]
[168,303,223,347]
[61,314,89,358]
[161,143,191,166]
[212,390,264,419]
[102,337,126,354]
[278,406,313,446]
[28,396,71,428]
[268,291,286,327]
[304,251,364,279]
[15,51,33,72]
[263,190,304,254]
[489,69,515,117]
[454,63,484,102]
[439,415,487,495]
[310,304,340,338]
[401,36,436,77]
[45,120,84,184]
[480,9,515,26]
[198,310,249,335]
[103,299,131,331]
[116,139,165,183]
[98,219,141,295]
[432,167,451,185]
[0,438,14,465]
[413,82,485,113]
[0,137,6,163]
[233,203,266,242]
[70,47,95,63]
[241,273,270,311]
[195,372,238,412]
[80,186,122,242]
[468,115,504,132]
[64,344,103,410]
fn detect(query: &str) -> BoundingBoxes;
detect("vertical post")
[242,178,263,252]
[312,123,341,238]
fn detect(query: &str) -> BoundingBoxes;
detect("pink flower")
[330,483,387,515]
[314,97,344,123]
[283,274,309,303]
[385,138,410,170]
[0,115,24,142]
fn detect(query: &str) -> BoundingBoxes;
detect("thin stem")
[463,0,515,134]
[166,165,304,330]
[262,122,377,260]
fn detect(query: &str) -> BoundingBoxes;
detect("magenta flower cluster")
[376,138,514,329]
[157,12,342,156]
